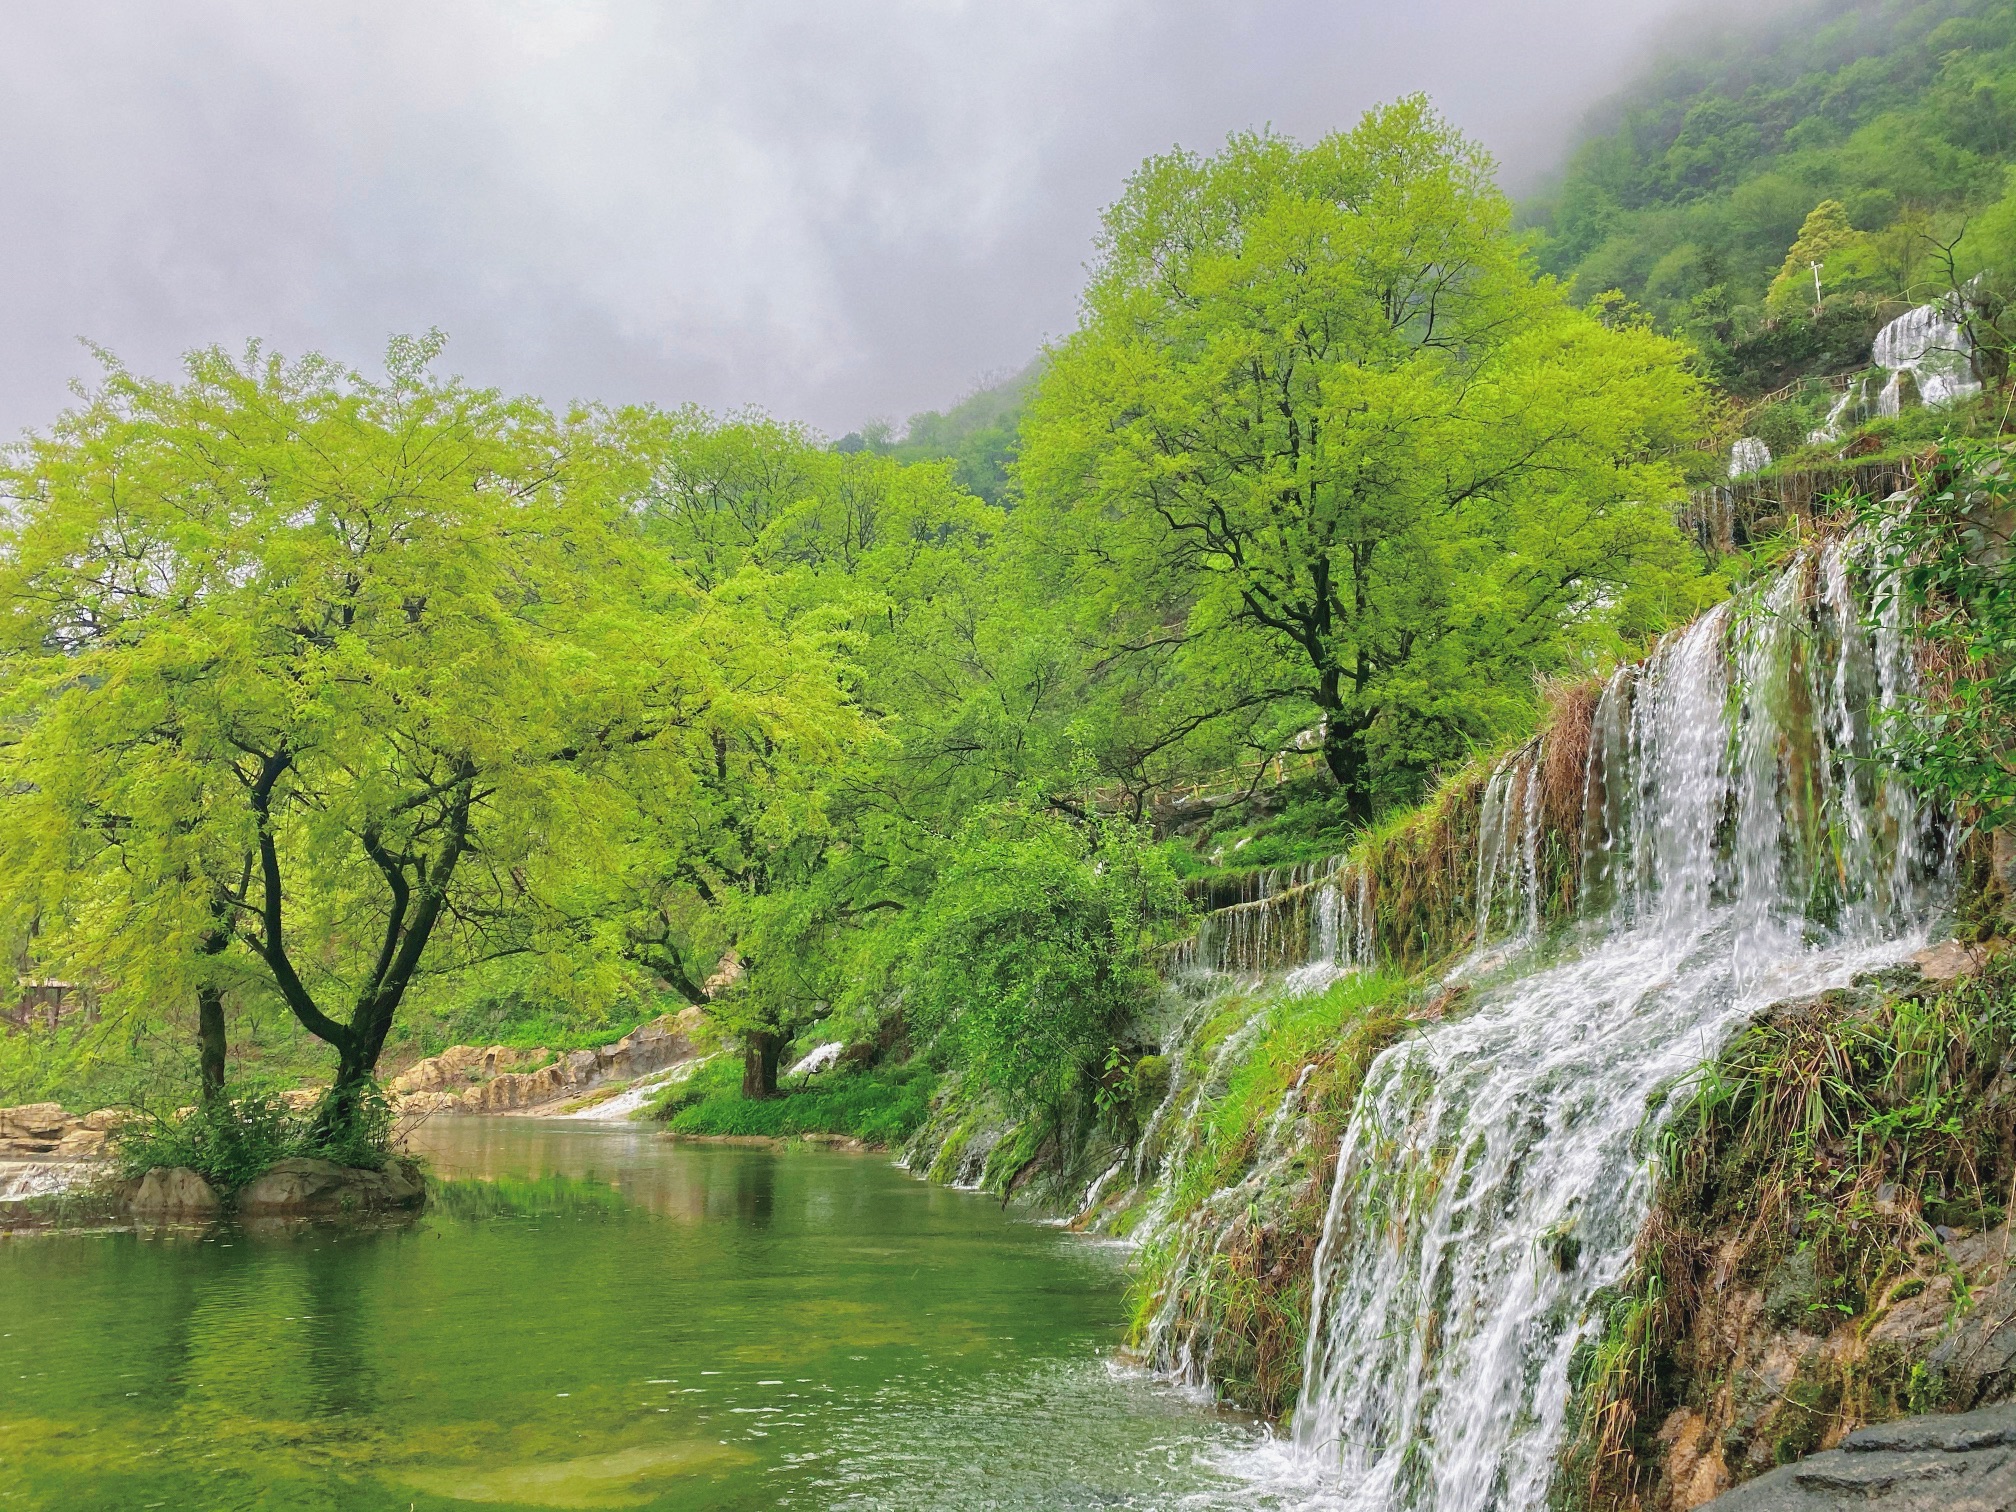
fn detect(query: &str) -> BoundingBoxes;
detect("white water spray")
[1279,541,1944,1511]
[1872,299,1980,414]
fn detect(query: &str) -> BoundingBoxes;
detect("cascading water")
[1471,740,1547,958]
[564,1055,713,1120]
[1727,436,1772,478]
[1872,298,1981,414]
[1181,855,1378,990]
[1809,374,1871,444]
[1276,539,1946,1511]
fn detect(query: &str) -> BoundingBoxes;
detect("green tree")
[902,809,1181,1117]
[1765,199,1864,311]
[1020,100,1708,822]
[0,340,850,1123]
[619,410,1010,1093]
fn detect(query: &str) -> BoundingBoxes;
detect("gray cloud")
[0,0,1727,439]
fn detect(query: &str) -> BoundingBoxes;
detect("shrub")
[110,1081,396,1194]
[903,810,1184,1116]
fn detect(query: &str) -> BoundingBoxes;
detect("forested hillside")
[1531,0,2016,394]
[836,360,1037,506]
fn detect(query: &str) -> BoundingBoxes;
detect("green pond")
[0,1119,1275,1510]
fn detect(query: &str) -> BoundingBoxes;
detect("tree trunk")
[195,922,233,1101]
[308,1045,382,1153]
[1321,716,1374,826]
[742,1031,783,1099]
[197,985,227,1101]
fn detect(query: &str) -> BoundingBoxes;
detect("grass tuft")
[651,1058,934,1146]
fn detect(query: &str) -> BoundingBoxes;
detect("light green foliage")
[0,339,854,1100]
[616,407,1042,1069]
[903,811,1184,1116]
[653,1056,933,1145]
[1766,199,1862,311]
[1872,436,2016,831]
[1021,99,1709,824]
[1152,972,1409,1224]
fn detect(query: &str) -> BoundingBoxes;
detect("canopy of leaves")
[901,811,1183,1116]
[1019,100,1710,821]
[0,340,854,1089]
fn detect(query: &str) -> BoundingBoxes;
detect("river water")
[0,1119,1271,1511]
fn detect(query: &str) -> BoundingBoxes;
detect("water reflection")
[1,1118,1278,1511]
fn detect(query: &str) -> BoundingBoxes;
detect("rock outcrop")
[391,1008,705,1117]
[1645,1220,2016,1507]
[234,1157,425,1217]
[1700,1403,2016,1510]
[0,1103,123,1160]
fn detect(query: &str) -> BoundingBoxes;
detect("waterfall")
[1279,539,1946,1511]
[563,1056,711,1120]
[1872,299,1980,413]
[1186,854,1377,991]
[1470,740,1547,960]
[1809,373,1872,444]
[1727,436,1771,478]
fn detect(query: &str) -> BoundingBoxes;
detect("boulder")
[234,1157,426,1217]
[129,1166,223,1221]
[1913,939,1988,983]
[1700,1403,2016,1510]
[54,1125,109,1157]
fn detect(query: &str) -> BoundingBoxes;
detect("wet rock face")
[1700,1403,2016,1510]
[1643,1219,2016,1507]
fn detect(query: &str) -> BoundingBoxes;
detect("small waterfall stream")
[1122,538,1950,1509]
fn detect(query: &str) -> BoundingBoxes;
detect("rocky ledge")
[1702,1403,2016,1510]
[390,1007,704,1116]
[0,1102,123,1160]
[127,1157,426,1224]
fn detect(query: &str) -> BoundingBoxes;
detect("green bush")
[903,810,1184,1116]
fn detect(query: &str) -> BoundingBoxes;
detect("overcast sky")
[0,1,1727,440]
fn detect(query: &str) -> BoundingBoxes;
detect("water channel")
[0,1119,1291,1511]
